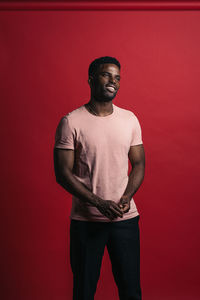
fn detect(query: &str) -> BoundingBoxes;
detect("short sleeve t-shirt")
[54,103,143,222]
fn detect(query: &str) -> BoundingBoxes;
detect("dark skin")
[54,63,145,220]
[86,63,121,115]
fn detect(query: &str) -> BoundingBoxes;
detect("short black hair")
[88,56,121,78]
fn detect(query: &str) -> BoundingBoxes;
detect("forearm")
[56,169,102,207]
[123,163,145,200]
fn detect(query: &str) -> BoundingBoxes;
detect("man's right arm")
[53,148,123,220]
[54,148,102,206]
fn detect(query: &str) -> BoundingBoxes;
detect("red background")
[0,4,200,300]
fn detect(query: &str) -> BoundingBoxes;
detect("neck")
[86,98,113,116]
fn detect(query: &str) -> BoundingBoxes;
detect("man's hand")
[118,196,131,214]
[95,199,123,221]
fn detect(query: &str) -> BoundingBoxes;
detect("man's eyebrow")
[100,71,121,77]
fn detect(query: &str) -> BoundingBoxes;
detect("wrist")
[88,194,102,208]
[121,194,132,202]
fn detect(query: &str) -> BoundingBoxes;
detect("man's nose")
[109,76,116,84]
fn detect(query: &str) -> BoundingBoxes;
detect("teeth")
[107,86,115,92]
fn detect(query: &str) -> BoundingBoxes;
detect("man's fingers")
[112,203,124,214]
[105,207,116,218]
[121,204,130,213]
[98,200,126,220]
[110,206,123,218]
[106,210,116,220]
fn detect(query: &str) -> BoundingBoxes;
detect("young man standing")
[54,56,145,300]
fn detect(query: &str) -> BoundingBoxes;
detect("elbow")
[133,160,145,170]
[55,176,61,185]
[54,169,65,185]
[55,169,71,188]
[131,162,145,179]
[55,174,63,186]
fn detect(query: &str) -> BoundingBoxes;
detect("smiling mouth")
[106,86,116,93]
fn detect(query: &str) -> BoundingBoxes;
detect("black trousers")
[70,215,142,300]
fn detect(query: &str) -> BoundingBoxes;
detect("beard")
[93,86,117,102]
[94,95,116,102]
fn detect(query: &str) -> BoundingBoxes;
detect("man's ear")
[88,76,94,87]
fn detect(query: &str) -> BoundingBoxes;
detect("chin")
[95,94,117,102]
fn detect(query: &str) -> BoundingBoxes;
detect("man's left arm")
[118,144,145,213]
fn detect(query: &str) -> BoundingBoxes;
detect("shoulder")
[63,105,85,121]
[114,104,141,123]
[60,105,86,129]
[56,105,85,134]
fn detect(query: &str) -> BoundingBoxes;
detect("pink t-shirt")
[54,103,143,222]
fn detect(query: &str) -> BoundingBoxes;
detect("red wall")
[0,8,199,300]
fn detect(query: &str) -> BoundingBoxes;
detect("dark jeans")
[70,215,142,300]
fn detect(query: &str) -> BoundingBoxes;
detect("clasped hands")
[96,196,131,221]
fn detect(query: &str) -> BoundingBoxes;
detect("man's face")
[89,63,120,102]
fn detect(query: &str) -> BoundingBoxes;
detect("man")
[54,56,145,300]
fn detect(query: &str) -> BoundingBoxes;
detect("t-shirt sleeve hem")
[54,145,74,150]
[54,115,75,150]
[130,141,143,147]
